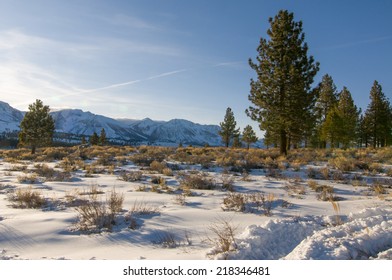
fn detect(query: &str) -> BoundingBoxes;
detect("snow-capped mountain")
[0,101,223,146]
[127,118,222,146]
[0,101,24,132]
[50,109,147,143]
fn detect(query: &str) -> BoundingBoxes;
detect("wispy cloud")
[104,14,159,30]
[318,35,392,51]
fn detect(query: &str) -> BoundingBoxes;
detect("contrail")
[73,68,188,94]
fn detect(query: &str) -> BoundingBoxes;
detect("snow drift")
[216,207,392,260]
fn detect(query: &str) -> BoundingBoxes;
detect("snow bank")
[285,207,392,259]
[218,207,392,260]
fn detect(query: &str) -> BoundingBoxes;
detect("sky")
[0,0,391,137]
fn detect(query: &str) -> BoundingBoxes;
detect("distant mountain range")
[0,101,224,146]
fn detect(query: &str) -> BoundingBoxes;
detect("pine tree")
[99,128,107,146]
[219,107,240,147]
[363,81,392,147]
[18,99,55,154]
[90,132,99,146]
[81,135,86,145]
[242,125,258,149]
[314,74,339,148]
[323,87,359,148]
[247,10,319,155]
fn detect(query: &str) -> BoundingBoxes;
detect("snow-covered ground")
[0,151,391,260]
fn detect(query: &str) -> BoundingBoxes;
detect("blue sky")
[0,0,391,137]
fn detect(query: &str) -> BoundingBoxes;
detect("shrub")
[222,192,275,215]
[75,195,109,232]
[75,188,124,233]
[151,176,166,186]
[174,194,187,206]
[207,218,238,259]
[179,172,216,190]
[118,170,143,182]
[130,200,160,215]
[285,182,306,198]
[8,187,46,208]
[107,188,124,217]
[320,167,330,180]
[222,192,245,212]
[150,160,167,173]
[329,156,355,172]
[221,174,234,191]
[316,186,335,201]
[34,163,71,182]
[162,168,174,176]
[17,173,40,184]
[373,184,387,195]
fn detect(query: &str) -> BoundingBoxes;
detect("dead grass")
[8,187,46,208]
[207,217,238,259]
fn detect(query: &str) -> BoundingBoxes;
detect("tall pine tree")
[219,107,240,147]
[18,99,55,154]
[363,81,392,147]
[323,87,359,148]
[314,74,339,148]
[99,128,107,146]
[247,10,319,155]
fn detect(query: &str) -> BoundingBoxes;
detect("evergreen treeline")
[244,10,391,154]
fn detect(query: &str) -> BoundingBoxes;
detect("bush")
[150,160,167,173]
[75,188,124,233]
[222,193,245,212]
[118,170,143,182]
[8,187,46,208]
[17,173,40,184]
[329,156,355,172]
[179,172,216,190]
[207,218,238,259]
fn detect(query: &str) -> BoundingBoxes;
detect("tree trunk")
[280,129,287,155]
[31,145,36,155]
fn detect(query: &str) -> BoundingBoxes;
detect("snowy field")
[0,146,391,260]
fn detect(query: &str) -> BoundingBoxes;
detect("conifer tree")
[247,10,319,155]
[81,135,86,145]
[242,125,258,149]
[90,132,99,146]
[363,81,392,147]
[323,87,359,148]
[99,128,107,146]
[18,99,55,154]
[314,74,339,148]
[219,107,240,147]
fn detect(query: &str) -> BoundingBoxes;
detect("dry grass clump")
[306,167,320,179]
[173,193,187,206]
[222,192,275,215]
[308,181,336,201]
[179,172,216,190]
[149,160,167,173]
[372,183,387,196]
[33,163,71,182]
[8,186,46,208]
[7,164,28,172]
[153,230,192,248]
[118,170,143,182]
[207,217,238,259]
[75,188,124,233]
[222,192,246,212]
[41,147,71,161]
[130,200,160,215]
[17,173,40,184]
[329,156,355,172]
[285,182,306,198]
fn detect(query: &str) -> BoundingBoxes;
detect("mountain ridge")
[0,101,223,146]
